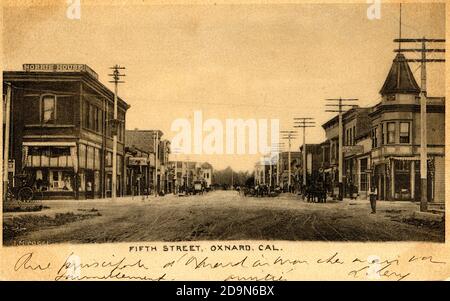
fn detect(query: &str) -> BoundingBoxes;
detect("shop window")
[62,171,74,191]
[359,158,368,192]
[400,122,410,144]
[46,170,73,191]
[387,122,396,144]
[41,95,56,123]
[394,160,411,198]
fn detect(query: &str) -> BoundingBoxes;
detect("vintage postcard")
[0,0,449,282]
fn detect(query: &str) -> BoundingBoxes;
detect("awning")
[391,156,419,161]
[23,142,76,147]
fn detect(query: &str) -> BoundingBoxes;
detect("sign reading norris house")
[23,64,99,79]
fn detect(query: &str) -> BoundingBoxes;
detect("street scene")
[3,190,444,245]
[2,3,446,244]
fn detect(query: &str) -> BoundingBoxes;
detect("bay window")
[399,122,410,144]
[387,122,396,144]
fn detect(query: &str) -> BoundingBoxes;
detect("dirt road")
[3,190,444,245]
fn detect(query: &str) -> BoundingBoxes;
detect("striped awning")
[23,141,76,147]
[391,156,419,161]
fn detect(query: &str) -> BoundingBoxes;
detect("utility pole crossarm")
[394,38,445,43]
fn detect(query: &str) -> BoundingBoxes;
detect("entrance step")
[428,202,445,210]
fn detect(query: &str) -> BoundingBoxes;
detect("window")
[387,95,396,101]
[359,158,368,191]
[105,151,112,167]
[83,100,89,128]
[94,107,99,132]
[387,122,396,144]
[97,109,103,133]
[381,123,385,145]
[353,126,356,145]
[89,105,95,130]
[41,95,56,123]
[349,128,353,146]
[400,122,410,144]
[371,127,378,148]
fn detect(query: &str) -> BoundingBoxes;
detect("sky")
[2,1,446,171]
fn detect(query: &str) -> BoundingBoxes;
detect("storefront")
[22,142,77,199]
[126,155,149,196]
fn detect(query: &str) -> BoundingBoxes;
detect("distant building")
[125,129,169,195]
[169,161,213,193]
[299,144,322,186]
[201,162,213,190]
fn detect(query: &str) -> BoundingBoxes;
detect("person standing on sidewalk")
[369,185,378,214]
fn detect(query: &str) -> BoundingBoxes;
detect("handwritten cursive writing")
[14,253,51,272]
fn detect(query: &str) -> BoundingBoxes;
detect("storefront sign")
[342,145,364,155]
[23,64,99,79]
[129,157,148,166]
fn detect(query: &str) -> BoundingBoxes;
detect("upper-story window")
[387,122,396,144]
[352,126,356,145]
[381,123,385,145]
[83,99,104,134]
[399,122,410,144]
[41,95,56,123]
[371,127,378,148]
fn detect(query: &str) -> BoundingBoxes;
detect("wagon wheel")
[18,187,33,202]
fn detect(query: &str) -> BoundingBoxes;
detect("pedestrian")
[369,184,378,214]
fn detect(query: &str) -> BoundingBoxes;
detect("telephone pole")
[393,37,445,212]
[271,142,285,187]
[281,130,298,192]
[325,98,358,200]
[154,131,160,196]
[294,117,315,187]
[108,65,125,201]
[3,83,12,201]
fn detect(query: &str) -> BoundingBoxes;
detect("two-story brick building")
[3,64,129,199]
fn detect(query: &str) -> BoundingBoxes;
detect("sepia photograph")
[1,1,446,248]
